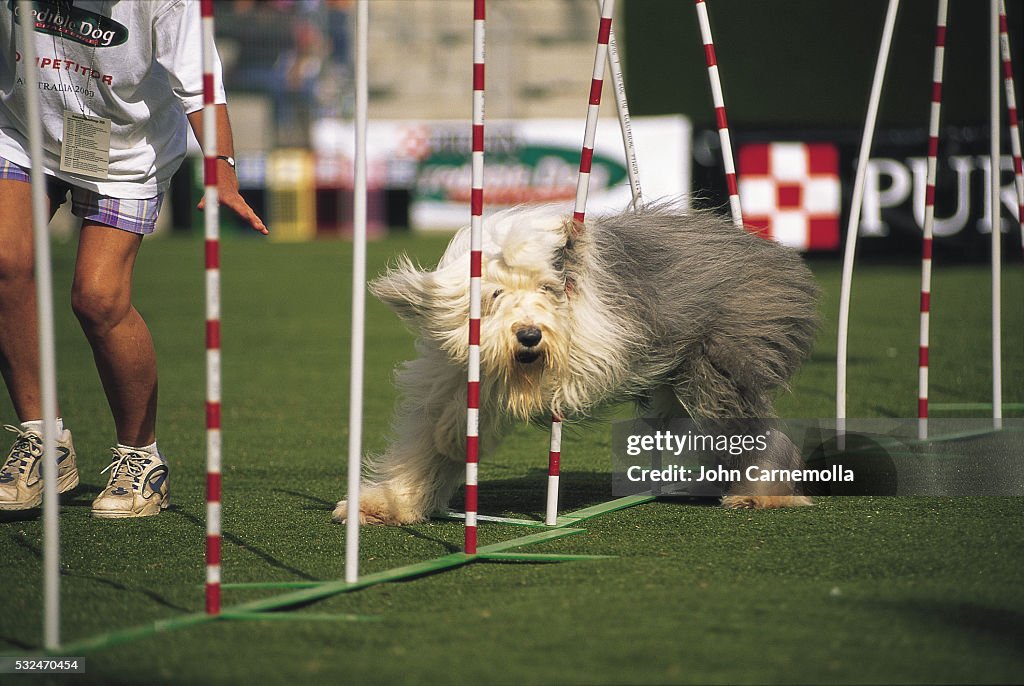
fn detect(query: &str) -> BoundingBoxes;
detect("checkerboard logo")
[738,142,841,251]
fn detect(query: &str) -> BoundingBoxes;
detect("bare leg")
[0,179,59,422]
[71,223,156,447]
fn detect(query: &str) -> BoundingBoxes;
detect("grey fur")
[564,200,819,419]
[334,199,821,524]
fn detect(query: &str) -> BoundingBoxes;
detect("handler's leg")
[71,222,156,447]
[0,179,48,421]
[74,221,168,518]
[0,177,79,510]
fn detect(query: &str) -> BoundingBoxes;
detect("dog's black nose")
[516,327,542,347]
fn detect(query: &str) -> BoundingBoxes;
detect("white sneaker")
[0,424,79,510]
[91,446,170,518]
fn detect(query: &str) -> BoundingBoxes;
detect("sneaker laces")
[101,448,149,490]
[2,424,42,477]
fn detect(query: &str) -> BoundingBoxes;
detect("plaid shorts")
[0,156,164,235]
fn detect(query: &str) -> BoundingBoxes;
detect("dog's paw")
[331,489,428,526]
[721,495,814,509]
[332,499,391,525]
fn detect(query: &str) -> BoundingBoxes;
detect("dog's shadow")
[449,468,714,520]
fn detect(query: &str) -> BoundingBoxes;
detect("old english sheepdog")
[333,200,819,525]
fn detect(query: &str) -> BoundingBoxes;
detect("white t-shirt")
[0,0,226,198]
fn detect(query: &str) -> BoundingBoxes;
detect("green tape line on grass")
[835,426,1020,458]
[560,494,657,524]
[929,402,1024,411]
[229,552,472,614]
[55,612,214,656]
[918,427,1022,443]
[476,552,613,562]
[221,612,381,623]
[229,529,591,614]
[49,495,653,655]
[433,511,577,528]
[52,555,470,654]
[433,511,551,527]
[476,526,587,553]
[220,581,324,590]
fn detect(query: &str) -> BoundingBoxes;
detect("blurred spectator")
[217,1,294,94]
[271,19,329,146]
[321,0,355,119]
[216,0,353,148]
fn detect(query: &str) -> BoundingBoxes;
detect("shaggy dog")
[333,200,819,525]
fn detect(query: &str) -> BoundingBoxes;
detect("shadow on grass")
[401,526,461,553]
[274,487,337,511]
[6,529,192,615]
[451,469,612,521]
[875,599,1024,652]
[0,509,39,524]
[172,508,319,582]
[452,468,718,518]
[0,484,97,523]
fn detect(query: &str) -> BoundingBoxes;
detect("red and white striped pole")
[546,0,615,527]
[545,419,560,526]
[465,0,485,555]
[200,0,222,615]
[919,0,948,441]
[998,0,1024,252]
[571,0,614,224]
[695,0,742,227]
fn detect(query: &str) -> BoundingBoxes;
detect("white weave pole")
[989,0,1003,430]
[345,0,369,584]
[596,0,642,204]
[836,0,900,433]
[17,0,62,651]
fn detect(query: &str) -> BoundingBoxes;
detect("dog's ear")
[564,217,584,239]
[552,217,580,273]
[369,256,434,324]
[370,256,468,336]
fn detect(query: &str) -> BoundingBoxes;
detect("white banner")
[313,115,691,232]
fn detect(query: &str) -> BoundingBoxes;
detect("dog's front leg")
[333,359,472,525]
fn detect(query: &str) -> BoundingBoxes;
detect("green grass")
[1,231,1022,685]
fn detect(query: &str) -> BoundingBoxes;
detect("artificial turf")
[1,230,1021,685]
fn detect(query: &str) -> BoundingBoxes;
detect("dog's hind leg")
[646,385,689,419]
[672,351,812,509]
[720,429,813,509]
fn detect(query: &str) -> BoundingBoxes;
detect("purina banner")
[311,116,691,232]
[694,125,1023,258]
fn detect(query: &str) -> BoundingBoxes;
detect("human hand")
[196,161,269,235]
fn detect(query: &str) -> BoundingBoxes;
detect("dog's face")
[371,207,578,420]
[477,256,571,419]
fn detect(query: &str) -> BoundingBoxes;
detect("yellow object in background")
[267,149,316,242]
